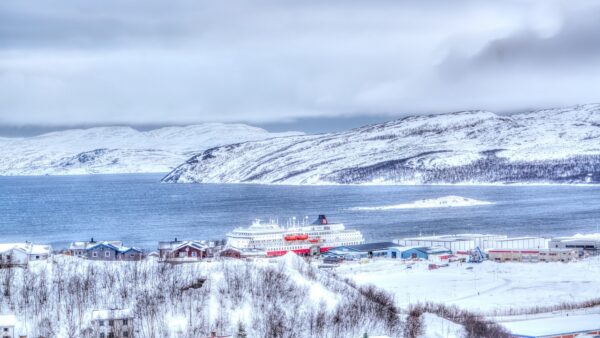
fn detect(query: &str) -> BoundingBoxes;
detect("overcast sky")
[1,0,600,131]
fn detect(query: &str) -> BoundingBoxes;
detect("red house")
[158,240,208,263]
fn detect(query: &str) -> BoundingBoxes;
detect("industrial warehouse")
[321,233,598,265]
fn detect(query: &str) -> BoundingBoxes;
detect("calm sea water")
[0,174,599,250]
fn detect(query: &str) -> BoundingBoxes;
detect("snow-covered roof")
[0,243,51,255]
[171,241,207,252]
[223,247,266,256]
[91,309,133,321]
[0,314,16,326]
[502,314,600,336]
[159,240,207,251]
[69,240,122,250]
[30,244,52,255]
[85,241,141,253]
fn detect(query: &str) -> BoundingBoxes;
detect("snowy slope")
[0,124,301,175]
[163,104,600,184]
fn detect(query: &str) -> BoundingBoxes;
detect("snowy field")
[336,257,600,314]
[0,254,405,338]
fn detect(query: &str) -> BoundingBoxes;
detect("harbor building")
[482,237,548,250]
[396,234,549,253]
[395,234,506,252]
[323,242,396,260]
[387,246,453,262]
[487,248,578,263]
[549,235,600,253]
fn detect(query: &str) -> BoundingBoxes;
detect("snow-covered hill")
[0,124,301,175]
[162,104,600,184]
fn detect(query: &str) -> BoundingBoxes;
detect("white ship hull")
[226,215,364,256]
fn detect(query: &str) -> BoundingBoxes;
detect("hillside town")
[1,216,600,337]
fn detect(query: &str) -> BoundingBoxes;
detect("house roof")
[86,241,141,254]
[70,240,122,250]
[91,309,133,321]
[333,242,397,253]
[171,241,207,252]
[0,314,16,326]
[0,243,51,255]
[160,240,208,251]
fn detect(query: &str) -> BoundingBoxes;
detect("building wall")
[116,251,143,261]
[87,247,117,261]
[482,237,547,250]
[400,249,428,260]
[488,249,577,263]
[549,238,600,251]
[166,246,207,261]
[0,249,28,266]
[93,318,133,338]
[0,325,14,338]
[220,249,241,259]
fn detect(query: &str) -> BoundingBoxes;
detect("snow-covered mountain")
[162,104,600,184]
[0,124,301,175]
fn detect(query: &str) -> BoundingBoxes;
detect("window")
[93,252,98,257]
[123,331,129,337]
[100,333,105,338]
[99,320,104,326]
[109,319,114,326]
[123,319,128,325]
[108,333,114,338]
[191,251,197,257]
[105,251,111,257]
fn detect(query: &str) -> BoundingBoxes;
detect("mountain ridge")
[162,104,600,185]
[0,124,302,175]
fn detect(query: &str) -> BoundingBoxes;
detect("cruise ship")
[226,215,365,256]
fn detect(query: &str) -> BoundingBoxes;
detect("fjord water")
[1,174,599,249]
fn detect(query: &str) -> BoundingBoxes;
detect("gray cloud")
[1,0,600,126]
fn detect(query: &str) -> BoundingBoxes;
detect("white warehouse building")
[482,237,548,250]
[396,234,549,253]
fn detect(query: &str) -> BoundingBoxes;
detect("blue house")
[387,246,452,260]
[85,241,143,261]
[324,242,396,260]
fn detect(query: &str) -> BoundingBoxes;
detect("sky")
[1,0,600,134]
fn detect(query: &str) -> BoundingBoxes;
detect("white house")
[91,309,134,338]
[0,314,16,338]
[0,243,52,266]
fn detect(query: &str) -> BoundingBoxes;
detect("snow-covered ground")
[0,124,301,175]
[336,257,600,314]
[350,196,493,210]
[0,254,402,338]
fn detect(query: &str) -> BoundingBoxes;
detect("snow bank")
[337,258,600,313]
[351,195,494,210]
[419,313,465,338]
